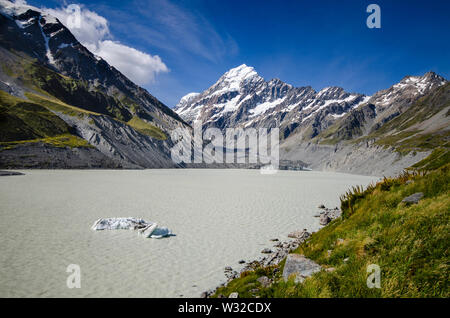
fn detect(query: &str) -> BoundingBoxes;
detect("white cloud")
[93,40,168,84]
[44,4,168,85]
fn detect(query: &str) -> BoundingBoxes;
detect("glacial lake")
[0,169,378,297]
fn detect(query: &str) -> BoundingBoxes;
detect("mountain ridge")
[0,0,188,168]
[175,64,448,176]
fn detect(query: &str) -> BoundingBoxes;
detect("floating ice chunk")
[138,222,158,237]
[91,217,173,239]
[148,227,172,239]
[91,217,148,230]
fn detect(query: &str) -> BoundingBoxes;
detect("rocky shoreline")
[202,205,341,298]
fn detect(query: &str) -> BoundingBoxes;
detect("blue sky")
[28,0,450,107]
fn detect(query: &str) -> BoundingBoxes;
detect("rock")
[319,214,331,226]
[318,204,326,209]
[270,238,279,242]
[256,276,271,288]
[250,288,259,294]
[343,257,349,263]
[217,294,226,298]
[224,266,233,271]
[282,254,321,283]
[229,292,239,298]
[261,248,272,254]
[238,260,245,264]
[326,267,335,272]
[402,192,424,204]
[313,214,320,217]
[327,250,332,257]
[287,229,311,240]
[200,292,208,298]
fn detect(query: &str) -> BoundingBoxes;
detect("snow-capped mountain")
[175,64,369,138]
[0,0,187,168]
[175,64,447,141]
[0,0,184,129]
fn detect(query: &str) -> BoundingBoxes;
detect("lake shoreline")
[202,206,341,298]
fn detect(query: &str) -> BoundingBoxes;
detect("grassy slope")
[127,116,167,140]
[0,90,91,149]
[214,157,450,298]
[1,54,133,121]
[1,51,168,142]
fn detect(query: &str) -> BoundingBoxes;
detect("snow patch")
[249,97,286,117]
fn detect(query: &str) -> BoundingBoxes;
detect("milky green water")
[0,169,377,297]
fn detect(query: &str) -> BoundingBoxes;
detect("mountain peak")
[399,71,446,86]
[220,64,259,83]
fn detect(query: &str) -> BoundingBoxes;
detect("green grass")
[0,134,93,150]
[0,90,91,149]
[25,92,100,118]
[1,90,71,141]
[127,116,167,140]
[214,161,450,298]
[411,147,450,171]
[1,53,133,121]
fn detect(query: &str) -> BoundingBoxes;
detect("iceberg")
[91,217,172,239]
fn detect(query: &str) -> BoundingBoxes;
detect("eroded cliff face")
[55,113,179,169]
[280,140,429,177]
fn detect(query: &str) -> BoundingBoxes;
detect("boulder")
[261,248,272,254]
[287,229,311,240]
[256,276,271,288]
[229,292,239,298]
[402,192,424,204]
[319,214,331,226]
[318,204,326,209]
[282,254,321,283]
